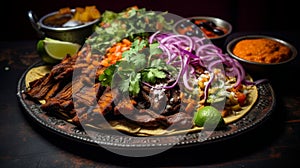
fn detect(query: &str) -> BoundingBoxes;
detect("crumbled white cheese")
[150,83,167,102]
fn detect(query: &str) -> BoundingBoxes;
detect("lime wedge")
[193,106,225,129]
[36,38,81,63]
[44,39,81,60]
[36,40,59,64]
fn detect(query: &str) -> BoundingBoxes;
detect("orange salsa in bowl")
[226,35,297,76]
[232,38,291,64]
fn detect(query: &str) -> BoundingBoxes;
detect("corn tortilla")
[25,65,51,88]
[24,65,258,136]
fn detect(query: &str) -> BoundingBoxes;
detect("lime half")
[193,106,225,130]
[36,38,81,63]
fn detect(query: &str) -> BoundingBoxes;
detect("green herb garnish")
[99,38,175,96]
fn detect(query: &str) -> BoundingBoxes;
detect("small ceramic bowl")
[173,16,232,48]
[226,35,297,76]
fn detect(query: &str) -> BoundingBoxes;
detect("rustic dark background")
[2,0,298,41]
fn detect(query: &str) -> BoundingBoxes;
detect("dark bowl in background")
[28,9,100,44]
[173,16,232,48]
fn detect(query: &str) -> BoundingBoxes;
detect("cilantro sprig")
[99,38,175,96]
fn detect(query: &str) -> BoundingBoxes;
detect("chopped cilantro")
[129,73,141,96]
[141,68,166,84]
[99,38,175,96]
[98,64,117,87]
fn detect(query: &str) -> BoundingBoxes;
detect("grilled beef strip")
[166,112,193,130]
[41,82,74,119]
[25,42,197,132]
[73,85,114,126]
[26,73,54,100]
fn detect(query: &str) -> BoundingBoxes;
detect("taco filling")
[25,32,261,136]
[24,7,265,136]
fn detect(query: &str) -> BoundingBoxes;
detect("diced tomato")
[236,92,246,105]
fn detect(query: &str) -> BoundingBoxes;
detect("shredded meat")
[25,43,194,132]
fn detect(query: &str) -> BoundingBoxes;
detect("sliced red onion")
[148,31,267,101]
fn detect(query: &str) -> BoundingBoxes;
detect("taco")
[25,32,260,136]
[24,7,262,136]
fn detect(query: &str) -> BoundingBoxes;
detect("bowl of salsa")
[173,16,232,48]
[226,35,297,76]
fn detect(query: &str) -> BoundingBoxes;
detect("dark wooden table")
[1,31,300,167]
